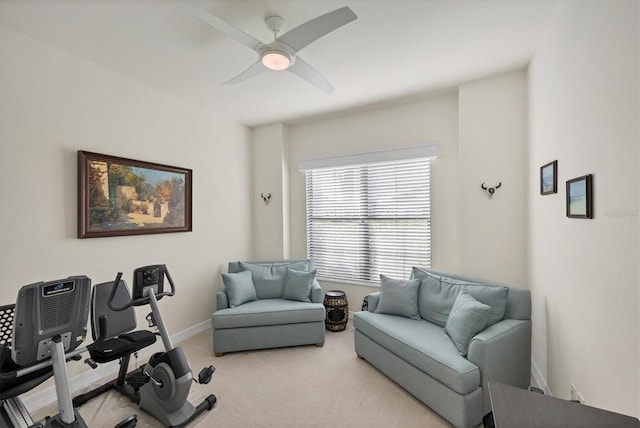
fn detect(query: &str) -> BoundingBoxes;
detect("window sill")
[316,276,380,288]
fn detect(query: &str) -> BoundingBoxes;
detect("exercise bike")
[73,264,216,427]
[0,275,137,428]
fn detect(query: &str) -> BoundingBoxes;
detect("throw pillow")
[221,270,257,308]
[375,275,421,320]
[462,284,509,328]
[282,268,316,302]
[444,290,491,356]
[415,272,463,327]
[412,268,509,328]
[238,261,309,299]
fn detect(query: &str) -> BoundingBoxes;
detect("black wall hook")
[260,193,272,204]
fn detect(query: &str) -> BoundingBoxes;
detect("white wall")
[0,26,252,337]
[459,72,527,286]
[251,71,528,312]
[528,0,639,417]
[251,124,289,260]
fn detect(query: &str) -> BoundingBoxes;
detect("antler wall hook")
[260,193,272,204]
[481,182,502,197]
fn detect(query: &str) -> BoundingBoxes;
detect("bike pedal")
[127,373,150,389]
[197,365,215,384]
[115,414,137,428]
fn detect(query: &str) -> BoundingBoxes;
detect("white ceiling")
[0,0,559,127]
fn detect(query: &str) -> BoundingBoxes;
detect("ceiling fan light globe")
[261,51,291,71]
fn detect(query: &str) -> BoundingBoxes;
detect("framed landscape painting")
[78,151,192,238]
[566,174,593,219]
[540,160,557,195]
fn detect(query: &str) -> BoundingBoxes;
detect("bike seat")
[87,330,156,364]
[87,281,157,364]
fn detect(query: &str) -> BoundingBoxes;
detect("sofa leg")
[214,352,224,357]
[315,342,324,347]
[357,354,364,360]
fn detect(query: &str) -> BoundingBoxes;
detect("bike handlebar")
[107,265,175,312]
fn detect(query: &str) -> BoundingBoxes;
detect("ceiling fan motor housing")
[259,41,296,70]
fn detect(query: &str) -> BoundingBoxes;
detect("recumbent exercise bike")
[72,264,216,427]
[0,275,136,428]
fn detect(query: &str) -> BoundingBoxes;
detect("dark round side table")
[324,290,348,332]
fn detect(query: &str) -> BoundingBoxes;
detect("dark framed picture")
[566,174,593,219]
[78,151,192,238]
[540,160,557,195]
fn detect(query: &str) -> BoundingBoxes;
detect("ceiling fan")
[188,4,357,94]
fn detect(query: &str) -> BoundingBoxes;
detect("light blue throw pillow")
[463,284,508,327]
[412,268,509,328]
[238,261,309,299]
[415,272,463,327]
[375,274,421,320]
[282,268,316,303]
[221,270,257,308]
[444,290,491,356]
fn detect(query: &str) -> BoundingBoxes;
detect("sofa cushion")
[411,268,508,328]
[463,283,509,327]
[283,268,316,303]
[229,260,312,274]
[375,275,421,320]
[213,299,325,329]
[238,261,310,299]
[221,270,258,308]
[444,290,490,356]
[353,311,480,395]
[414,271,462,327]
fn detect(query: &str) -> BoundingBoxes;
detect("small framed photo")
[540,160,557,195]
[566,174,593,219]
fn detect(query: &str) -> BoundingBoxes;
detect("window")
[305,158,431,284]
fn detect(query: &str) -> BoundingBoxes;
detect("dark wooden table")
[488,382,639,427]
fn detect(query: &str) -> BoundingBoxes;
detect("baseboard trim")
[23,319,212,413]
[171,319,211,344]
[531,357,552,396]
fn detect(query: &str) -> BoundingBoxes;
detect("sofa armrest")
[216,290,230,310]
[311,279,323,303]
[467,319,532,414]
[366,292,380,312]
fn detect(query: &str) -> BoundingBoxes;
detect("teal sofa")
[212,260,325,356]
[354,268,531,428]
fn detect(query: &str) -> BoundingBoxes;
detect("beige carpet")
[34,321,451,427]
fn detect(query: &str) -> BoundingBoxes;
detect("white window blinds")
[305,158,431,284]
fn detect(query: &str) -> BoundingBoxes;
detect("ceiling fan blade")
[278,7,357,52]
[188,4,265,52]
[223,61,265,85]
[288,57,334,94]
